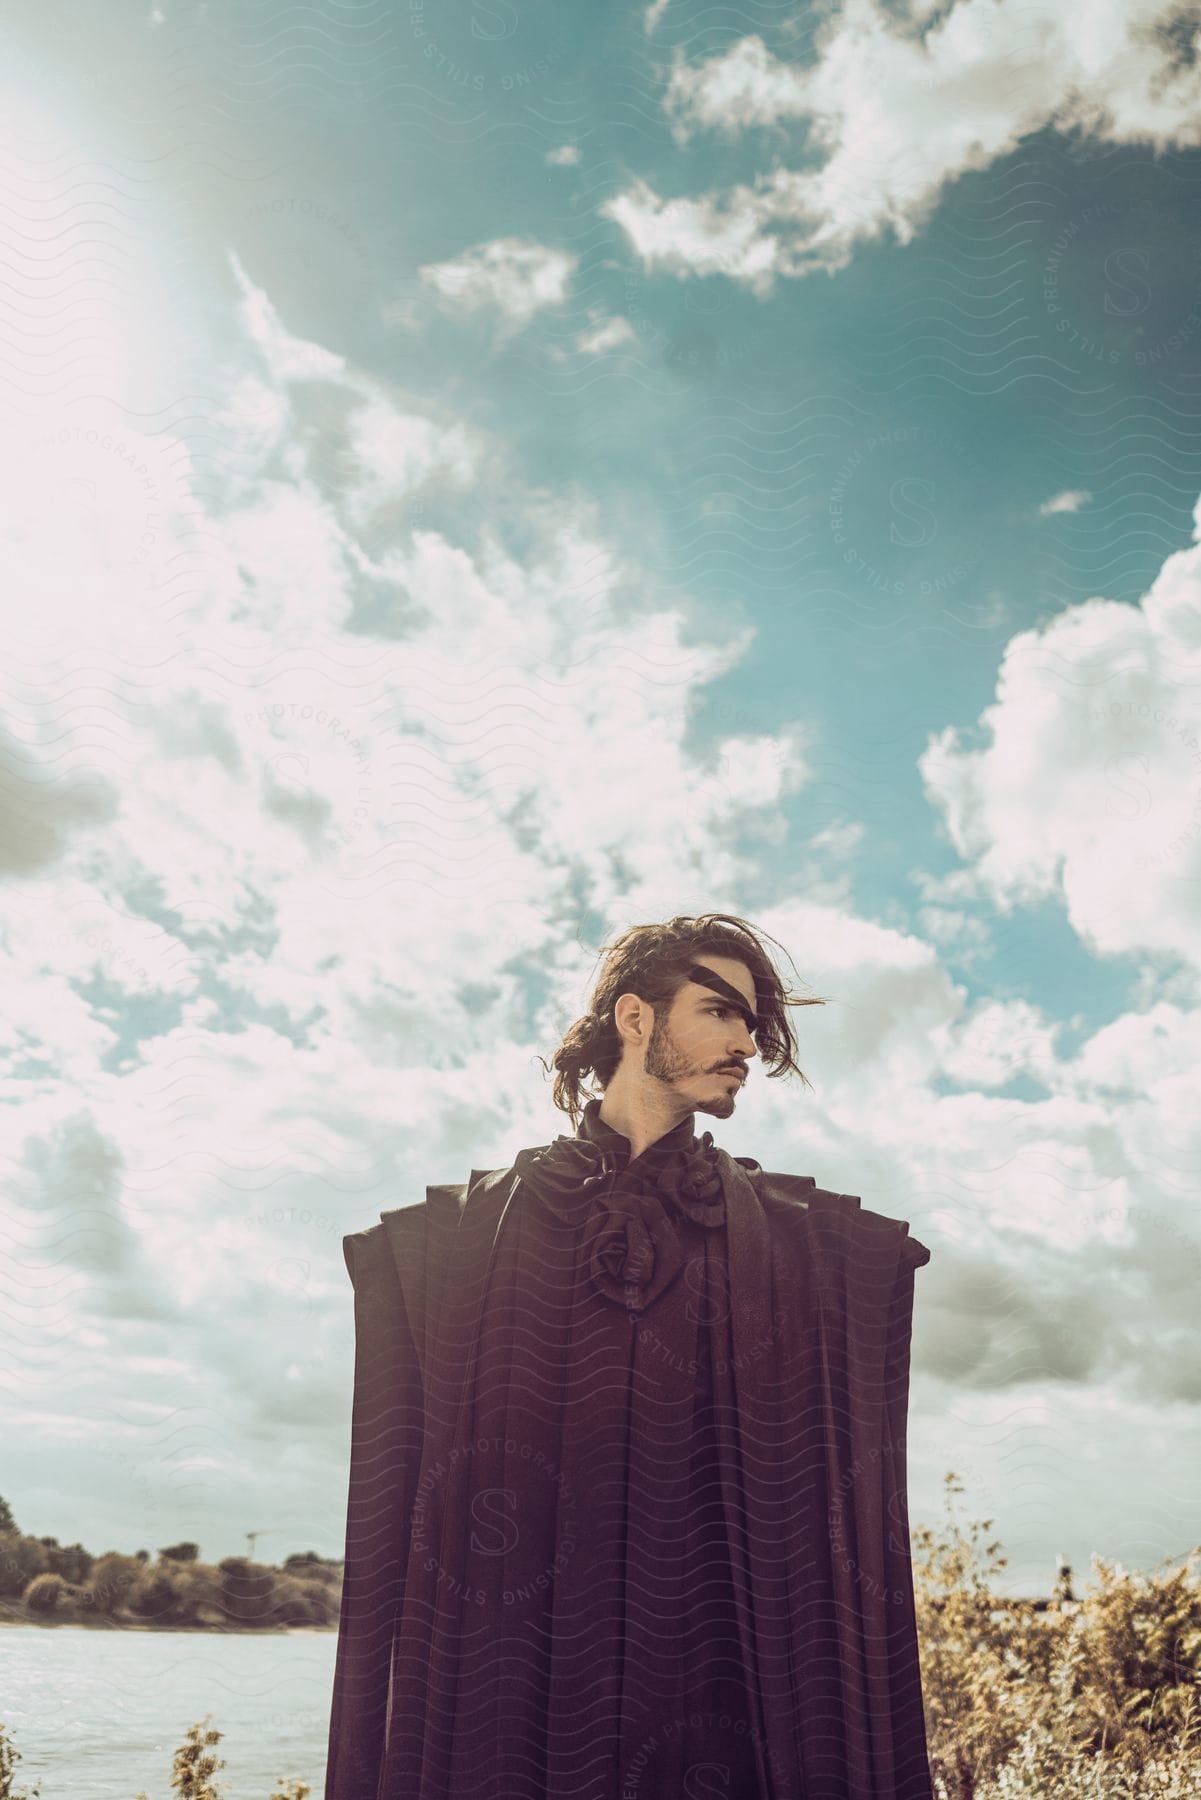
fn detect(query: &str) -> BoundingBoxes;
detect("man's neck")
[596,1085,693,1162]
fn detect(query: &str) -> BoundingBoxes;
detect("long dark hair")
[537,912,827,1127]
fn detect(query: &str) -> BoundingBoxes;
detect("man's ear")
[613,991,650,1042]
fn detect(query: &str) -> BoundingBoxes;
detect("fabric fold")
[325,1126,934,1800]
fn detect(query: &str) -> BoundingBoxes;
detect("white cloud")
[1039,488,1092,516]
[234,278,347,382]
[603,178,781,294]
[937,997,1063,1089]
[610,0,1201,284]
[666,33,812,133]
[644,0,671,31]
[573,313,636,355]
[809,819,866,859]
[419,236,577,326]
[340,395,479,527]
[918,490,1201,966]
[545,143,580,166]
[913,900,993,959]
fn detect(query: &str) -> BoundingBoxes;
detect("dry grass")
[914,1473,1201,1799]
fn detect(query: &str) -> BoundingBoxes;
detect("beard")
[643,1015,738,1119]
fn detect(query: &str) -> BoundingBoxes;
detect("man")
[325,913,933,1800]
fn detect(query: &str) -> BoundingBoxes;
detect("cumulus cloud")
[608,0,1201,284]
[1039,488,1093,516]
[603,179,781,294]
[340,395,479,529]
[419,236,577,326]
[666,33,813,134]
[917,489,1201,969]
[573,312,636,355]
[14,1111,173,1322]
[0,721,118,877]
[740,895,1201,1410]
[545,143,580,166]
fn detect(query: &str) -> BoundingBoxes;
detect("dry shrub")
[914,1473,1201,1799]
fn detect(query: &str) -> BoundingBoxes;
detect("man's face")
[642,954,759,1119]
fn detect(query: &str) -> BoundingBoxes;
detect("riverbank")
[0,1602,335,1632]
[0,1531,343,1629]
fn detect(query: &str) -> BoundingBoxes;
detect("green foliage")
[912,1472,1042,1793]
[981,1701,1201,1799]
[0,1523,341,1629]
[217,1558,274,1625]
[269,1575,330,1626]
[168,1718,226,1800]
[22,1574,66,1616]
[0,1498,16,1535]
[130,1718,239,1800]
[281,1552,332,1576]
[2,1537,93,1605]
[10,1713,312,1800]
[41,1542,92,1585]
[128,1570,186,1623]
[1045,1551,1201,1771]
[0,1720,41,1800]
[87,1552,142,1615]
[0,1535,47,1600]
[0,1723,40,1800]
[129,1721,310,1799]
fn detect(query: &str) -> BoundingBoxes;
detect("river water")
[0,1626,337,1798]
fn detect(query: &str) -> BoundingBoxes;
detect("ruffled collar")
[576,1095,695,1166]
[510,1096,726,1315]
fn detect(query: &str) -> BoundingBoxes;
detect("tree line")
[0,1496,340,1630]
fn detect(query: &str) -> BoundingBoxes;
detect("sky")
[2,0,1201,1601]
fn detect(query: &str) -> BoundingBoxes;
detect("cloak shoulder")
[748,1160,932,1270]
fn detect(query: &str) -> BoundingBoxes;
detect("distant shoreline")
[0,1613,336,1633]
[0,1524,343,1630]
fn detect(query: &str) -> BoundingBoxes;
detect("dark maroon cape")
[324,1140,933,1800]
